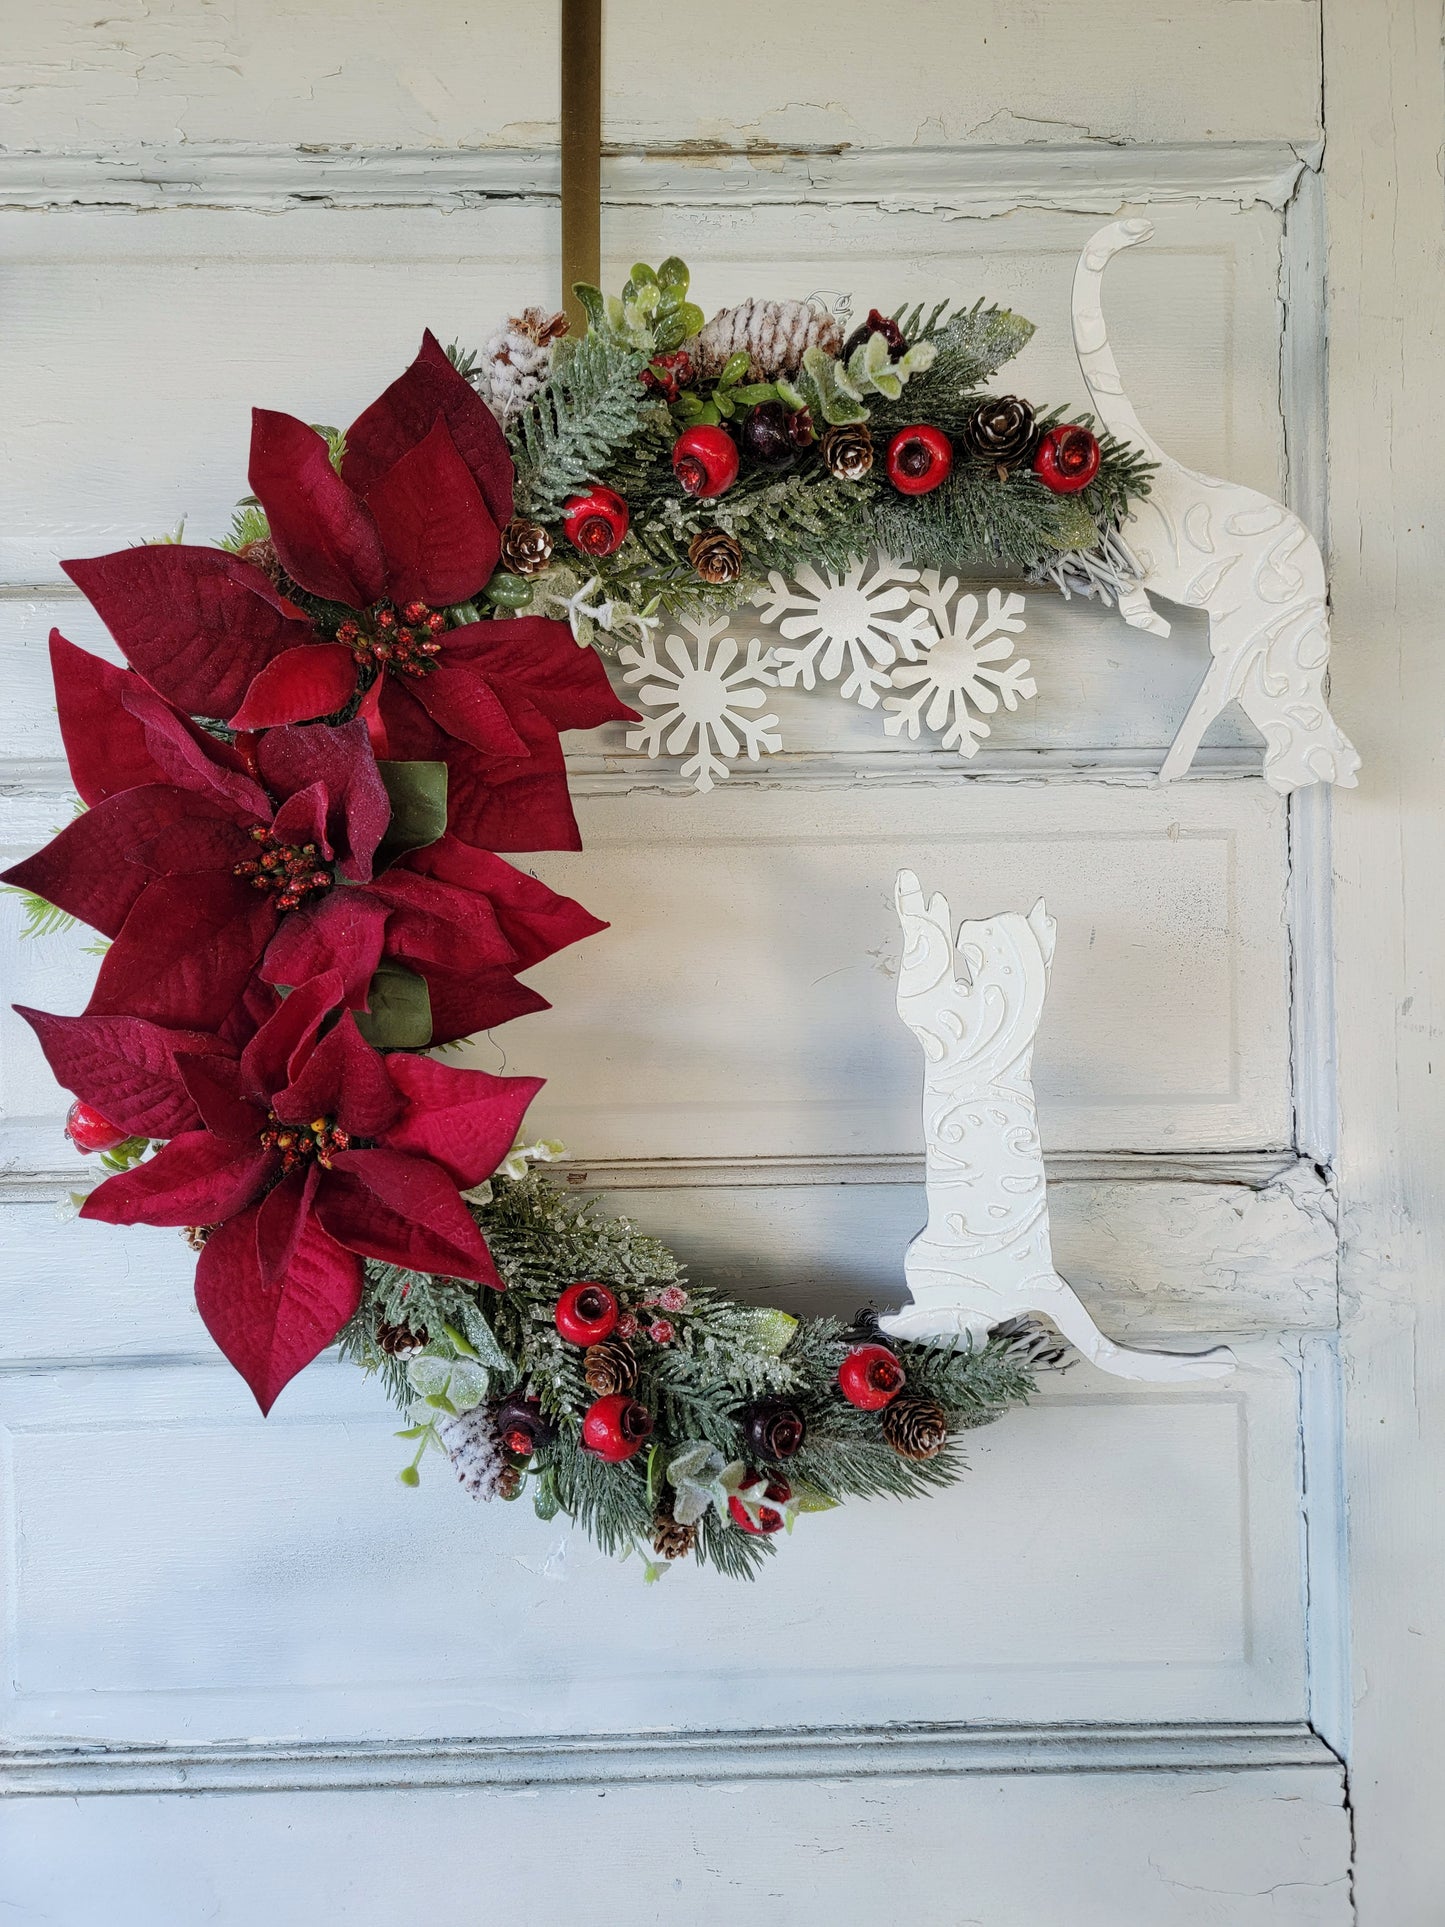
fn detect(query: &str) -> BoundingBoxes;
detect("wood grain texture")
[0,1,1323,153]
[0,1345,1310,1745]
[1323,0,1445,1914]
[0,1769,1352,1925]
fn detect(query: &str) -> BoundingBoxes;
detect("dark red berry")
[555,1281,620,1346]
[886,425,953,496]
[562,486,630,557]
[581,1393,653,1463]
[837,1343,906,1410]
[640,350,695,402]
[728,1473,792,1535]
[64,1099,128,1155]
[739,402,796,471]
[842,308,907,363]
[1032,424,1102,494]
[672,424,739,499]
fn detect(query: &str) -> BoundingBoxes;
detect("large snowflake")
[619,616,781,793]
[882,573,1037,756]
[753,556,934,709]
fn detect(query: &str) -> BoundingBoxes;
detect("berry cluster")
[335,600,446,678]
[257,1109,352,1174]
[233,826,334,912]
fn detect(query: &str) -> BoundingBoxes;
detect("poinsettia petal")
[364,417,500,608]
[402,837,607,969]
[380,1055,542,1190]
[411,661,529,755]
[273,1010,403,1138]
[132,815,255,877]
[194,1200,363,1414]
[175,1053,263,1141]
[409,966,549,1047]
[249,410,386,608]
[16,1006,224,1139]
[260,888,389,1007]
[62,546,313,721]
[342,329,515,530]
[79,1130,273,1227]
[86,873,279,1029]
[270,780,330,855]
[254,1165,322,1289]
[230,644,359,730]
[360,870,514,969]
[254,721,390,880]
[1,786,223,940]
[432,699,583,853]
[315,1148,502,1285]
[239,970,347,1102]
[50,631,263,815]
[446,616,638,731]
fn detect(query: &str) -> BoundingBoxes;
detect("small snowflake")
[882,574,1036,756]
[620,616,782,793]
[753,556,933,709]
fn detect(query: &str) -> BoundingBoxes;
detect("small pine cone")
[687,298,843,383]
[479,307,569,424]
[959,395,1037,474]
[439,1405,507,1500]
[499,517,554,577]
[688,528,744,585]
[584,1337,638,1397]
[820,423,874,481]
[652,1511,698,1561]
[376,1319,429,1358]
[182,1225,213,1252]
[880,1393,950,1461]
[497,1463,525,1501]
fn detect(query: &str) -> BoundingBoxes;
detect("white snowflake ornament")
[620,616,782,793]
[754,556,933,709]
[883,573,1037,756]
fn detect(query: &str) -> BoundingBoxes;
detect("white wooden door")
[0,3,1435,1919]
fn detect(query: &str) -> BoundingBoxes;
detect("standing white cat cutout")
[881,870,1235,1382]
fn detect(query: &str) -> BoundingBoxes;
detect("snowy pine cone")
[686,299,843,383]
[439,1404,508,1500]
[476,307,569,424]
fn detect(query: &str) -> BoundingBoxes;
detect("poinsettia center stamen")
[259,1110,351,1172]
[336,599,446,679]
[234,827,335,912]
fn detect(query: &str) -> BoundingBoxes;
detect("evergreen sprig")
[343,1174,1047,1579]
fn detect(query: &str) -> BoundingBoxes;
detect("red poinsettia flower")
[67,973,541,1411]
[62,333,634,853]
[3,637,604,1040]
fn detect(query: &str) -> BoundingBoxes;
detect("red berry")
[672,424,739,499]
[1032,424,1101,493]
[554,1281,620,1345]
[728,1473,792,1536]
[581,1393,653,1462]
[837,1343,906,1410]
[562,486,630,558]
[886,425,953,495]
[64,1099,128,1154]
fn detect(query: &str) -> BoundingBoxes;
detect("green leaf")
[376,759,448,864]
[729,383,778,406]
[353,961,433,1049]
[482,571,534,610]
[657,256,690,292]
[442,1322,479,1359]
[573,283,606,329]
[394,1425,429,1439]
[675,302,705,340]
[397,1465,421,1487]
[533,1468,562,1522]
[628,261,659,291]
[748,1307,800,1356]
[792,1482,841,1514]
[720,351,752,385]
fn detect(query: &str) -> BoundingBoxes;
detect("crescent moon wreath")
[8,230,1339,1579]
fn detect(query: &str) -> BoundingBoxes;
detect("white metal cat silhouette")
[1072,218,1359,794]
[880,870,1235,1382]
